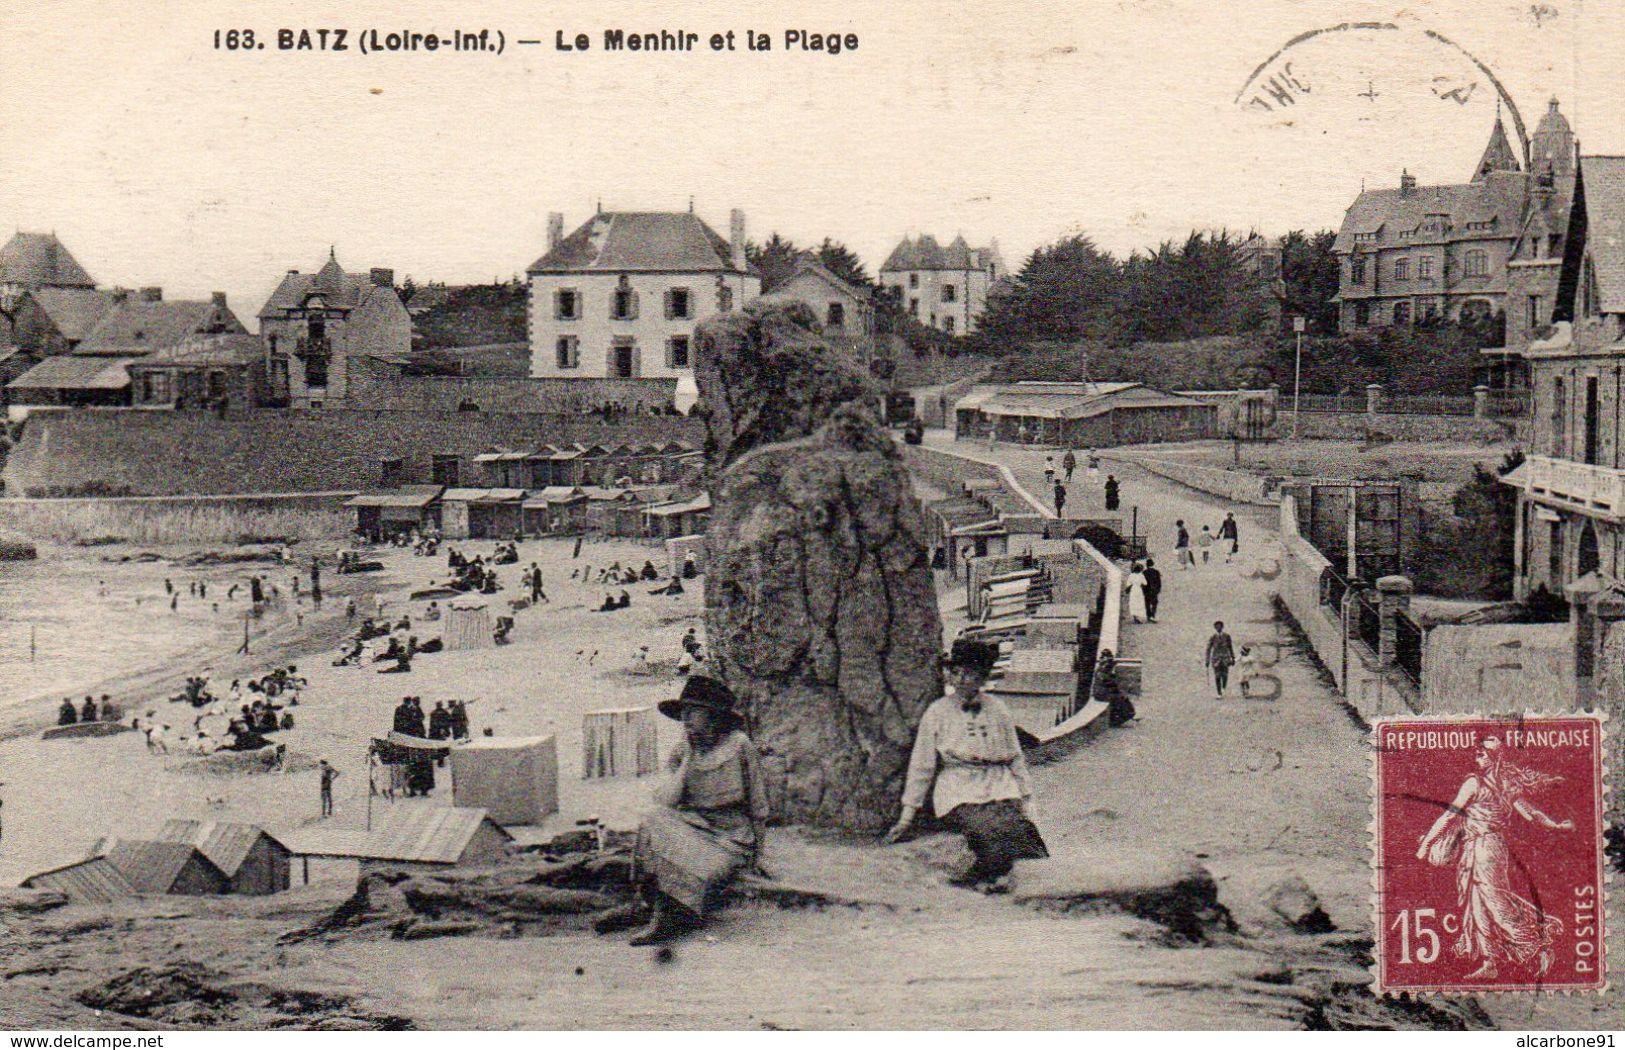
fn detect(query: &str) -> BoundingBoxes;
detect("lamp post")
[1292,315,1306,441]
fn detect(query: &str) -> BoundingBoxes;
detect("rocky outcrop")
[696,303,942,832]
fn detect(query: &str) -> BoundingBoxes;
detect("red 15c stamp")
[1373,715,1608,994]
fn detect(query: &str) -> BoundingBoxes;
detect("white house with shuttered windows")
[526,208,760,380]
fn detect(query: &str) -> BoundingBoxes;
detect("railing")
[1380,395,1474,416]
[1394,611,1423,687]
[1354,588,1382,655]
[1525,454,1625,518]
[1483,389,1531,419]
[1297,394,1366,413]
[1319,565,1351,610]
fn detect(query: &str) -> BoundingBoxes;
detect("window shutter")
[664,338,674,368]
[664,289,675,320]
[628,290,639,320]
[553,289,563,320]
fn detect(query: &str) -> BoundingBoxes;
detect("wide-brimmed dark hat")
[658,674,739,723]
[944,638,1000,677]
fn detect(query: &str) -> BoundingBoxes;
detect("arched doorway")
[1578,520,1601,579]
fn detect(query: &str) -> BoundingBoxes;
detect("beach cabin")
[643,492,711,540]
[154,819,292,896]
[21,856,137,904]
[438,488,525,539]
[449,735,560,825]
[984,647,1080,735]
[926,494,1007,578]
[101,840,232,896]
[280,805,514,886]
[344,485,443,540]
[523,486,589,534]
[473,450,533,489]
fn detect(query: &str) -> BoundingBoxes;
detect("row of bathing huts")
[348,439,711,540]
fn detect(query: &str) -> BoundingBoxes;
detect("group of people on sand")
[57,694,120,726]
[596,638,1048,946]
[446,549,503,594]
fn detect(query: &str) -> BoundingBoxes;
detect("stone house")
[1511,154,1625,599]
[879,234,1004,335]
[526,208,760,381]
[259,249,412,408]
[127,333,266,410]
[6,288,246,417]
[1333,102,1576,350]
[765,256,877,365]
[0,231,95,307]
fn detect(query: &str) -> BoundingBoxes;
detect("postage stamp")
[1372,714,1608,994]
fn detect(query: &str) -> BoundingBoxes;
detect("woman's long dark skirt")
[948,798,1048,881]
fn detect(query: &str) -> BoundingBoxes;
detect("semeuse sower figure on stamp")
[1415,737,1573,979]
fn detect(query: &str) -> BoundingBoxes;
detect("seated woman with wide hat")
[615,674,769,945]
[886,637,1048,888]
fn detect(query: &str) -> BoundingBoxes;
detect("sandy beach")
[0,533,706,888]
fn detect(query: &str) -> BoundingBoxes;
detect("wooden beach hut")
[154,820,292,896]
[280,805,513,885]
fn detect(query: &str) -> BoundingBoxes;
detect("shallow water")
[0,552,286,711]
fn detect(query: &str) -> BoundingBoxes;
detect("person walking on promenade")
[1175,520,1193,569]
[310,558,322,609]
[887,639,1047,889]
[1104,474,1120,511]
[1218,512,1240,562]
[1125,562,1149,624]
[1087,449,1101,485]
[1142,557,1162,622]
[318,759,339,817]
[1205,621,1236,699]
[1197,524,1215,564]
[1053,482,1067,518]
[1043,456,1056,488]
[1062,449,1076,484]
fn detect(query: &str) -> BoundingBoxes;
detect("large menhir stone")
[695,304,942,831]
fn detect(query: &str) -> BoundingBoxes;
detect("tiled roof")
[78,298,242,353]
[133,333,262,367]
[155,820,289,878]
[7,354,133,391]
[1583,156,1625,313]
[259,252,399,316]
[974,382,1205,420]
[103,840,225,894]
[880,234,998,273]
[527,212,750,274]
[0,232,95,288]
[21,856,136,904]
[1333,173,1527,254]
[1472,116,1521,182]
[279,805,510,863]
[28,288,119,341]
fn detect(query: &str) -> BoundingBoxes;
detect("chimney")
[547,212,564,252]
[729,208,747,271]
[140,286,162,302]
[370,267,394,288]
[211,291,227,309]
[1399,169,1417,198]
[287,269,299,275]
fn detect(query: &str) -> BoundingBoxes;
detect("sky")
[2,0,1622,326]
